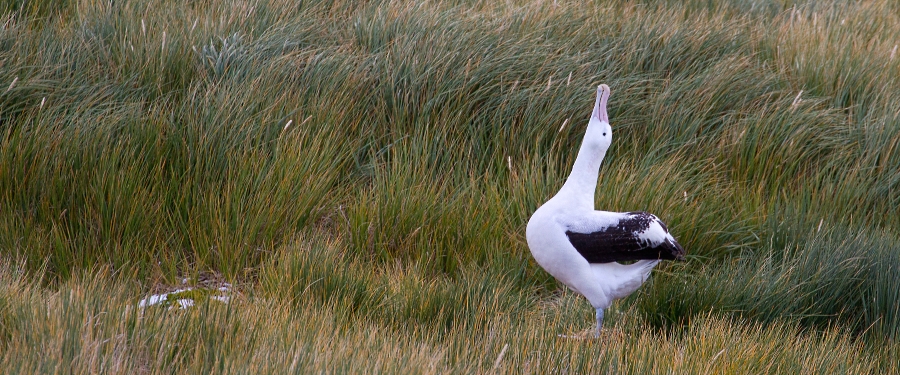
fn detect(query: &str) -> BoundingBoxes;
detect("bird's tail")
[590,260,659,300]
[634,259,660,283]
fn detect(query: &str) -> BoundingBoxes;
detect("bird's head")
[585,84,612,151]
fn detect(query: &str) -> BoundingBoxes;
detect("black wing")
[565,212,685,263]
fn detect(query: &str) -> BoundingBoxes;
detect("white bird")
[526,84,684,337]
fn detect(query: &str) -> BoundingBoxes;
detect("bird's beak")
[591,84,610,124]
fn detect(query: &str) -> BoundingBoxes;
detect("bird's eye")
[602,133,607,136]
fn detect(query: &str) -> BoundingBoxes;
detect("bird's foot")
[555,308,607,340]
[595,307,604,338]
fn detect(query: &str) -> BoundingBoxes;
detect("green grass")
[2,0,899,372]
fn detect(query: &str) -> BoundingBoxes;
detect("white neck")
[552,85,611,210]
[557,140,606,209]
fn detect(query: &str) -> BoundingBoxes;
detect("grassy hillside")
[2,0,899,372]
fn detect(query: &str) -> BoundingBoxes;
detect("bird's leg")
[595,307,604,338]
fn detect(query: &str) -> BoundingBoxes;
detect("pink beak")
[591,84,610,124]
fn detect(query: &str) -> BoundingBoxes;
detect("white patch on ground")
[137,293,168,308]
[138,288,193,308]
[138,284,234,310]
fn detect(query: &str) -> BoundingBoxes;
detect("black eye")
[602,133,607,136]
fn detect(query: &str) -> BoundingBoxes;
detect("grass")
[1,0,899,372]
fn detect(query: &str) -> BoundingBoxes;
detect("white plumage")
[526,84,684,336]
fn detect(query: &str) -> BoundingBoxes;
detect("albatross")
[526,84,685,337]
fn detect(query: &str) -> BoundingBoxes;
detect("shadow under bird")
[526,84,685,337]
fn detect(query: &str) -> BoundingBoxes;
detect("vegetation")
[1,0,899,372]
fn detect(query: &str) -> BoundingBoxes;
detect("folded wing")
[565,211,685,263]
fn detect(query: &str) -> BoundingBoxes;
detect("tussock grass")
[2,252,897,373]
[2,0,900,371]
